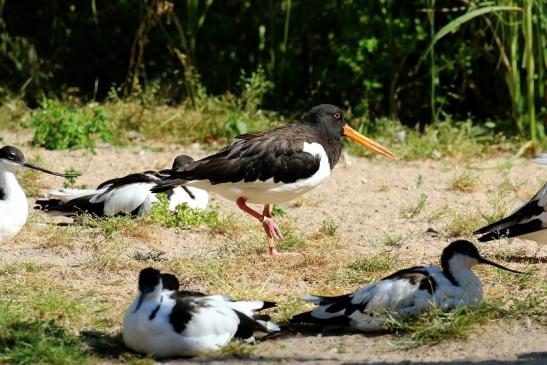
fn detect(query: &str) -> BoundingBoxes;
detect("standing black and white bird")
[474,183,547,244]
[151,104,396,255]
[0,145,78,242]
[123,267,280,357]
[290,240,520,331]
[35,155,208,217]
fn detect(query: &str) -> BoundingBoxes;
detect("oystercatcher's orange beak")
[343,125,397,160]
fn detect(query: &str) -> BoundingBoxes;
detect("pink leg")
[236,198,297,256]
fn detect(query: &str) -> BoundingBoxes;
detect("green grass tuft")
[400,193,428,219]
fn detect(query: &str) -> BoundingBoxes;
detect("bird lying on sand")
[35,155,208,217]
[290,240,521,331]
[0,145,78,242]
[151,104,396,255]
[123,267,279,357]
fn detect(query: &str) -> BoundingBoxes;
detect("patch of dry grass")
[450,171,478,193]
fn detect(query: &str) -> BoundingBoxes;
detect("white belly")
[188,142,332,204]
[0,197,28,242]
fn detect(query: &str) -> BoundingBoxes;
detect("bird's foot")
[267,246,301,256]
[261,216,284,241]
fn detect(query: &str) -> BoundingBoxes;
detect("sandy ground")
[0,130,546,364]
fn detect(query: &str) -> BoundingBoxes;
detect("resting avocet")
[152,104,396,255]
[290,240,520,331]
[0,145,78,242]
[474,183,547,245]
[35,155,208,217]
[123,268,280,357]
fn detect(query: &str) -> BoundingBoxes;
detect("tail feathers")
[227,300,276,318]
[35,195,104,217]
[150,179,187,193]
[48,188,101,202]
[234,311,279,340]
[290,311,351,327]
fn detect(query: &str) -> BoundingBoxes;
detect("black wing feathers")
[474,183,547,240]
[153,125,330,189]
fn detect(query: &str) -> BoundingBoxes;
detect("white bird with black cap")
[290,240,521,332]
[123,267,279,357]
[0,145,78,242]
[35,155,208,217]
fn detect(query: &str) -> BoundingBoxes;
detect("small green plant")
[445,210,481,237]
[148,194,220,229]
[450,172,477,192]
[380,232,404,246]
[271,206,286,218]
[220,339,255,357]
[319,219,339,238]
[348,253,397,274]
[31,99,111,150]
[63,167,79,188]
[400,193,428,219]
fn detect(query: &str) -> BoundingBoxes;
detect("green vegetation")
[400,193,428,219]
[0,1,545,151]
[148,194,220,229]
[388,296,546,348]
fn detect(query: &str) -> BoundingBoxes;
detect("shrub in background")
[31,99,111,150]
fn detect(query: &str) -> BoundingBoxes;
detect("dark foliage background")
[0,0,545,135]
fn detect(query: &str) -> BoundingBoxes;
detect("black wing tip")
[260,301,277,310]
[290,311,351,327]
[150,184,174,193]
[34,199,61,210]
[289,311,316,324]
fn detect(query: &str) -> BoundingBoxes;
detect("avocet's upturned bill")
[474,183,547,244]
[35,155,208,217]
[151,104,397,255]
[123,268,279,357]
[290,240,520,332]
[0,145,78,242]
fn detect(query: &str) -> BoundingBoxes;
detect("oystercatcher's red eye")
[332,112,341,120]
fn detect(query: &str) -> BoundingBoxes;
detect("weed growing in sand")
[445,210,481,237]
[450,172,477,193]
[400,193,428,219]
[148,194,220,229]
[271,206,286,218]
[16,155,44,197]
[277,223,306,252]
[479,191,509,225]
[379,232,405,247]
[63,167,79,188]
[427,204,449,223]
[319,219,339,238]
[130,249,166,262]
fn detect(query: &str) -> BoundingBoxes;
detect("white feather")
[0,165,28,242]
[185,142,331,204]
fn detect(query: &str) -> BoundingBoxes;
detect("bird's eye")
[8,152,15,159]
[332,112,341,120]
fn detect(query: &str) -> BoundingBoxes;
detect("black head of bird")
[172,155,195,169]
[302,104,396,160]
[441,240,521,274]
[135,267,163,312]
[0,145,80,177]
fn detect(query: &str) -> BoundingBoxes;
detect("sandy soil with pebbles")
[1,130,546,364]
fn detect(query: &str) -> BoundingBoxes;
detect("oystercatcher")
[290,240,520,331]
[0,145,78,242]
[123,267,279,357]
[152,104,396,255]
[35,155,208,217]
[474,183,547,244]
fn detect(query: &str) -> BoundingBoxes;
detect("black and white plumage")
[290,240,520,331]
[0,146,77,242]
[151,104,396,255]
[474,183,547,244]
[123,268,279,357]
[35,155,208,217]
